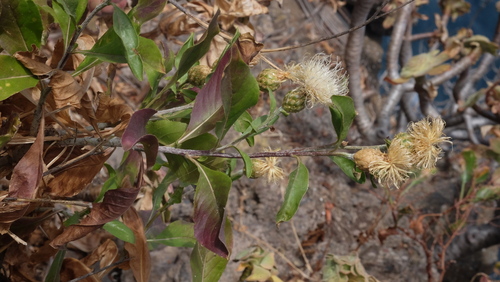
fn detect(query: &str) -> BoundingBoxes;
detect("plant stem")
[215,107,285,152]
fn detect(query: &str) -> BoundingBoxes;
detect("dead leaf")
[226,0,268,17]
[237,33,264,65]
[81,94,133,137]
[14,50,52,77]
[123,207,151,282]
[50,151,144,248]
[46,70,85,109]
[60,258,99,282]
[0,117,44,234]
[81,239,119,280]
[43,148,113,197]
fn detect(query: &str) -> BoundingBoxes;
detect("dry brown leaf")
[226,0,268,17]
[123,207,151,282]
[81,239,119,280]
[0,117,44,234]
[14,50,52,76]
[93,95,133,137]
[51,35,95,71]
[50,184,142,248]
[43,148,113,197]
[237,33,264,65]
[60,258,99,282]
[46,70,85,109]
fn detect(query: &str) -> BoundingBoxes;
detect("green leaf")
[137,36,165,87]
[75,29,127,75]
[329,95,355,147]
[233,146,253,178]
[190,242,228,282]
[150,220,196,247]
[216,43,260,141]
[44,249,65,282]
[0,55,39,100]
[57,0,87,23]
[276,160,309,224]
[103,220,136,243]
[95,164,118,203]
[146,119,187,145]
[113,6,143,80]
[51,1,72,51]
[460,150,476,199]
[165,154,199,184]
[192,162,232,258]
[177,10,220,79]
[0,0,43,54]
[330,156,365,184]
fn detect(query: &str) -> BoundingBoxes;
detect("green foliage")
[103,220,135,243]
[276,159,309,224]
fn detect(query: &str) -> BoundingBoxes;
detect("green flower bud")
[257,68,286,92]
[282,88,307,113]
[187,65,212,87]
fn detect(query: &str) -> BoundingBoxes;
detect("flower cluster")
[256,54,349,113]
[353,117,451,188]
[251,156,284,183]
[285,54,349,107]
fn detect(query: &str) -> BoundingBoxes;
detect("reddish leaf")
[178,47,232,143]
[193,162,232,258]
[0,117,44,233]
[122,108,158,168]
[123,207,151,282]
[50,151,144,248]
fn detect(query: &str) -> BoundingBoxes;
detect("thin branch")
[2,197,93,208]
[57,0,111,69]
[261,0,416,53]
[345,0,378,141]
[238,226,312,280]
[387,0,413,80]
[290,219,313,274]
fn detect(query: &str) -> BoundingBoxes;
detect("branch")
[261,0,416,53]
[345,0,378,142]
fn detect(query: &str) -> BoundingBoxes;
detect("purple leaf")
[193,163,232,258]
[178,48,233,143]
[122,108,158,168]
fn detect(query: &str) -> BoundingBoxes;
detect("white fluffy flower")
[286,54,349,107]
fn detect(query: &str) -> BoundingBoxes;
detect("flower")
[367,137,413,188]
[252,157,284,183]
[406,117,451,170]
[285,54,349,107]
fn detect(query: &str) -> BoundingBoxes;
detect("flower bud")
[282,88,307,113]
[187,65,212,87]
[257,68,286,92]
[353,148,385,171]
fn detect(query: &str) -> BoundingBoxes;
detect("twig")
[2,197,93,208]
[57,0,111,69]
[239,227,312,280]
[345,0,377,141]
[261,0,416,53]
[290,219,313,274]
[387,0,413,80]
[6,230,27,246]
[43,140,108,176]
